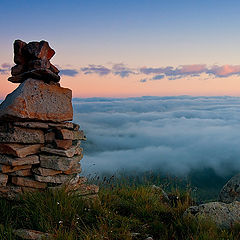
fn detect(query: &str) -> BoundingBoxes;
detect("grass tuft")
[0,177,240,239]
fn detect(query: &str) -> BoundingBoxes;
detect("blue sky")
[1,0,240,97]
[2,0,240,65]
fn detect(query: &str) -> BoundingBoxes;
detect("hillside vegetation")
[0,177,240,240]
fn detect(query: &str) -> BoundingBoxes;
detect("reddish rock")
[12,177,47,189]
[39,154,83,171]
[10,169,32,177]
[27,59,50,70]
[41,146,82,158]
[0,174,8,186]
[0,155,39,166]
[32,167,62,176]
[49,63,60,74]
[8,68,60,83]
[23,40,55,61]
[13,40,27,64]
[0,127,44,144]
[0,144,42,158]
[0,164,31,173]
[14,122,49,129]
[0,79,73,122]
[54,139,72,150]
[56,129,86,140]
[11,64,26,76]
[63,162,81,174]
[44,131,55,142]
[48,122,79,130]
[56,129,73,139]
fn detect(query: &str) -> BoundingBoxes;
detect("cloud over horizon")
[1,62,240,82]
[79,63,240,81]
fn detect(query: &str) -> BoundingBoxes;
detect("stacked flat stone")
[0,40,99,200]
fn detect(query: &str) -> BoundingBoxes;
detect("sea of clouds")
[72,96,240,176]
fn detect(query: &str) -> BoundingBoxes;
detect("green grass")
[1,180,240,240]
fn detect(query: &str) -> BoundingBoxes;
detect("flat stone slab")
[32,167,62,176]
[48,122,79,130]
[41,145,82,158]
[12,177,47,189]
[39,154,83,171]
[0,155,39,166]
[14,122,49,129]
[10,169,32,177]
[56,129,86,140]
[0,164,31,173]
[34,174,73,184]
[0,78,73,122]
[0,127,44,144]
[54,139,72,150]
[0,144,42,158]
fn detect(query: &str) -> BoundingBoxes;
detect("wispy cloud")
[152,74,165,80]
[2,62,240,81]
[207,65,240,77]
[60,69,79,77]
[112,63,136,78]
[140,66,173,75]
[81,64,111,76]
[79,63,240,81]
[139,78,147,83]
[1,63,11,69]
[0,63,11,75]
[139,64,240,82]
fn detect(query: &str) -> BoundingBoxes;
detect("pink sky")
[2,69,240,99]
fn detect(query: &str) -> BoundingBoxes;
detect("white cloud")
[73,96,240,176]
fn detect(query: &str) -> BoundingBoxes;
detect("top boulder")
[9,40,60,83]
[21,40,55,61]
[14,40,55,64]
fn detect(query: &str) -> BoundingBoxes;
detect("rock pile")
[0,40,98,200]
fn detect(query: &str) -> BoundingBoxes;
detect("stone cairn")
[0,40,99,200]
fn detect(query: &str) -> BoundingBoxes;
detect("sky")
[1,0,240,98]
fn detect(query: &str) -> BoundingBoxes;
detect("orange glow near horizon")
[1,73,240,99]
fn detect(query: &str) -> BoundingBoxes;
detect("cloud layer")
[2,62,240,81]
[73,96,240,176]
[66,63,240,81]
